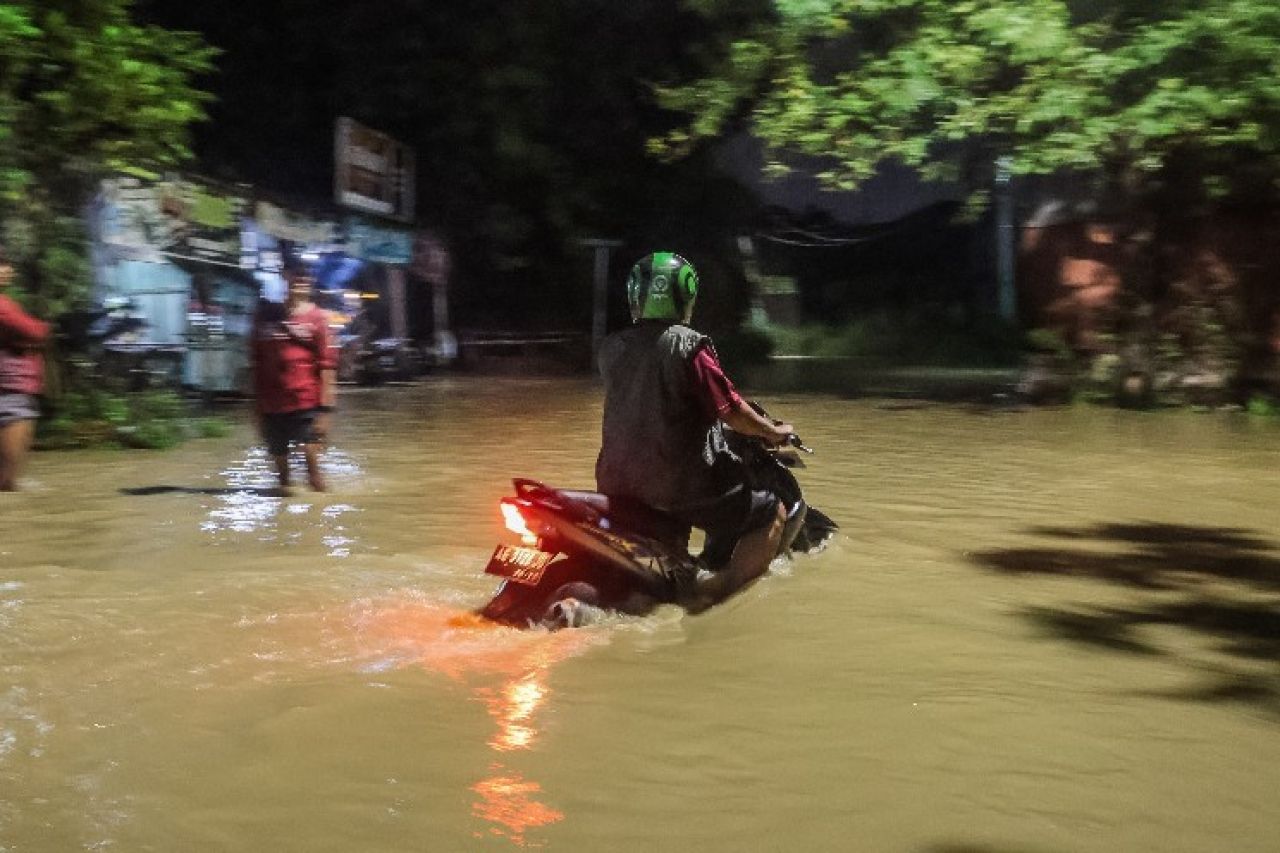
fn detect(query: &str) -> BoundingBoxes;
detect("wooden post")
[387,266,408,340]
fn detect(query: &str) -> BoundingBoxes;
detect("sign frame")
[333,117,416,223]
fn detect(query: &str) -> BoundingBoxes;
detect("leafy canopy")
[656,0,1280,202]
[1,0,215,313]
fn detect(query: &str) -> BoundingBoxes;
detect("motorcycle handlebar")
[746,400,812,453]
[785,432,814,454]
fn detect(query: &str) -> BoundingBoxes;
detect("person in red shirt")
[251,263,338,493]
[0,247,50,491]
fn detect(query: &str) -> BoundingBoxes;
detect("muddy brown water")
[2,378,1279,852]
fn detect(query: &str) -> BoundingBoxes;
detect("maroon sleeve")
[0,295,50,347]
[690,344,744,420]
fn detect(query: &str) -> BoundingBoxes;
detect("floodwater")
[2,377,1279,852]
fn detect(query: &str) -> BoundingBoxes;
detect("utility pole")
[995,155,1018,323]
[579,238,623,359]
[737,235,769,328]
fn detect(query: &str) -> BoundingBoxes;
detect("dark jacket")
[595,321,722,510]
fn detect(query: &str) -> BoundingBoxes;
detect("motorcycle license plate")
[484,545,554,586]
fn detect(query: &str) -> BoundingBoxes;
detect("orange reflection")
[471,765,565,845]
[472,664,562,841]
[357,601,604,845]
[480,671,545,752]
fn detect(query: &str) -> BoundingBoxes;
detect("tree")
[658,1,1280,202]
[0,0,215,315]
[656,1,1280,393]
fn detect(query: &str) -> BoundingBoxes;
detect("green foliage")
[1025,327,1072,358]
[37,388,127,448]
[128,388,186,422]
[119,390,188,449]
[764,308,1024,365]
[660,1,1280,204]
[0,0,215,316]
[35,388,227,450]
[1246,394,1280,418]
[118,419,183,450]
[192,417,232,439]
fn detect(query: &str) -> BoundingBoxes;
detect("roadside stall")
[92,174,256,393]
[342,214,419,382]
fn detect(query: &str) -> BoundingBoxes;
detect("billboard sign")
[334,117,415,222]
[99,175,249,267]
[345,216,413,265]
[254,201,340,248]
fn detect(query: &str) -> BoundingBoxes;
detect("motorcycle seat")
[555,490,690,550]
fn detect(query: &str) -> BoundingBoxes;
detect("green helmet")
[626,252,699,324]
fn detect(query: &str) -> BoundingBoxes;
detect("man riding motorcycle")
[596,251,795,609]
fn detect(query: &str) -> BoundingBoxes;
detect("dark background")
[134,0,987,339]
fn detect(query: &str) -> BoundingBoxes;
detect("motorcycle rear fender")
[518,501,673,598]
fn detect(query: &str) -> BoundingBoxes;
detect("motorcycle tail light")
[500,499,538,546]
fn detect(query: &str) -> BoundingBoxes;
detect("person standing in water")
[251,262,337,493]
[0,247,50,492]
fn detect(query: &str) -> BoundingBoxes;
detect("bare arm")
[315,311,338,409]
[720,399,793,447]
[313,312,338,439]
[320,369,336,408]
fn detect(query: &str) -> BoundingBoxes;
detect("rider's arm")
[721,400,793,446]
[690,345,793,446]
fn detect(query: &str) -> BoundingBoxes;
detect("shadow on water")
[923,845,1065,853]
[969,522,1280,717]
[120,485,287,498]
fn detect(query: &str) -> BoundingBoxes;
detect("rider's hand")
[767,422,795,447]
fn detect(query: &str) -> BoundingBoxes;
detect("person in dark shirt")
[596,251,794,607]
[0,247,49,491]
[251,263,338,493]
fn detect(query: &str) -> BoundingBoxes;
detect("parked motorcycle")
[55,299,181,391]
[56,298,147,352]
[355,336,421,385]
[476,416,837,629]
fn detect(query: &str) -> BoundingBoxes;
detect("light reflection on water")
[471,770,564,846]
[353,601,605,844]
[483,673,546,753]
[201,446,364,557]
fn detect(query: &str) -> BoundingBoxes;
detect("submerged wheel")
[539,582,606,630]
[477,557,599,627]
